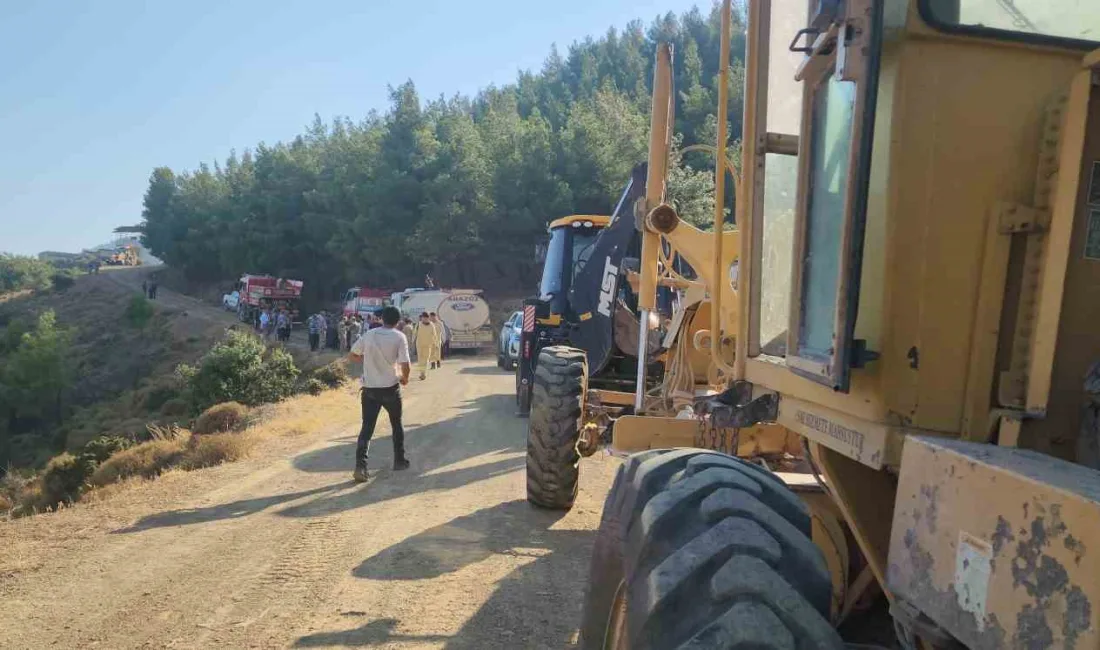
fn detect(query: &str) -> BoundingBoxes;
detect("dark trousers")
[357,385,405,466]
[309,332,320,350]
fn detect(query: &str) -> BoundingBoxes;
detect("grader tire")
[579,449,842,650]
[526,346,587,509]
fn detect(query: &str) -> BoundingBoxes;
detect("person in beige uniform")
[414,312,435,380]
[428,312,443,369]
[401,318,416,359]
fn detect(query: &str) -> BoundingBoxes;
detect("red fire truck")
[342,287,391,320]
[224,274,304,325]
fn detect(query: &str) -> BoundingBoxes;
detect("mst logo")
[597,257,617,317]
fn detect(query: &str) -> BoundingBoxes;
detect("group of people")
[306,310,396,353]
[257,307,292,342]
[306,311,338,352]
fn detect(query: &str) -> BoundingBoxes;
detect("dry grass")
[88,434,190,487]
[7,379,359,519]
[177,431,256,470]
[193,402,249,435]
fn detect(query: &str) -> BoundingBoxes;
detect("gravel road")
[0,322,618,649]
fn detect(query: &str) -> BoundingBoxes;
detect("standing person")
[347,306,411,481]
[259,308,272,340]
[414,312,435,380]
[276,309,290,342]
[402,318,416,361]
[347,315,362,350]
[325,311,339,350]
[437,315,452,361]
[141,279,148,297]
[307,312,322,351]
[319,312,330,350]
[149,280,158,299]
[428,312,443,369]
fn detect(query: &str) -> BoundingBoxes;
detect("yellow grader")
[534,0,1100,647]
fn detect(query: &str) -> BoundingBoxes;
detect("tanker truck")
[392,288,493,351]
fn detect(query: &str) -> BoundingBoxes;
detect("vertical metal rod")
[710,0,733,376]
[636,42,674,414]
[635,309,650,412]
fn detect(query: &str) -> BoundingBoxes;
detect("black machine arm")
[568,163,648,375]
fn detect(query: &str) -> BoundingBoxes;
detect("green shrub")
[39,453,90,506]
[125,294,154,328]
[312,361,348,388]
[0,312,70,437]
[0,254,54,293]
[193,402,249,435]
[159,398,190,417]
[50,273,75,291]
[79,435,133,465]
[303,377,325,395]
[177,331,300,410]
[141,381,180,411]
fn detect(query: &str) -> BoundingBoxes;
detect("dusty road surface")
[0,356,619,649]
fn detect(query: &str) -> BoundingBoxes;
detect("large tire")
[526,346,587,509]
[579,449,843,650]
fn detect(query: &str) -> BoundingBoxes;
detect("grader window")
[920,0,1100,49]
[753,0,806,358]
[798,73,856,359]
[785,0,882,391]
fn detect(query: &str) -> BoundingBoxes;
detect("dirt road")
[0,355,618,648]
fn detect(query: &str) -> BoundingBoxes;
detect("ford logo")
[452,302,475,311]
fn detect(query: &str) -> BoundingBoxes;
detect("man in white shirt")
[347,306,411,481]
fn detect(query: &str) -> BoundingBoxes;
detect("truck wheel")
[579,449,842,650]
[526,346,586,509]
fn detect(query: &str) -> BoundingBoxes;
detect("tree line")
[140,4,747,301]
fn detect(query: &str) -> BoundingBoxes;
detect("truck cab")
[537,215,609,319]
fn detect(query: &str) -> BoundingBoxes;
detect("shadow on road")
[112,483,357,533]
[296,499,591,649]
[115,392,525,531]
[351,499,567,581]
[294,618,450,647]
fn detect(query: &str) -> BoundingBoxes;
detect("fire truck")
[342,287,391,320]
[224,274,304,325]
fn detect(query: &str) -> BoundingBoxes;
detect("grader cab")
[570,0,1100,648]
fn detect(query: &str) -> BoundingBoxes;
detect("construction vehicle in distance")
[569,1,1100,648]
[103,245,140,267]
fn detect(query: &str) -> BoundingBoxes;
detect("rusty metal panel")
[888,436,1100,649]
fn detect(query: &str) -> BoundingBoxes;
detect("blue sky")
[0,0,704,255]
